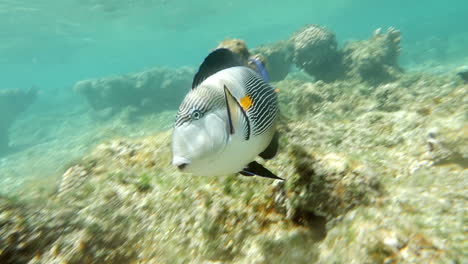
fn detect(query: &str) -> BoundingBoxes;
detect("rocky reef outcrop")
[1,65,466,263]
[288,25,403,84]
[289,24,343,82]
[216,26,403,86]
[342,27,402,84]
[74,26,404,117]
[0,88,37,154]
[74,67,194,115]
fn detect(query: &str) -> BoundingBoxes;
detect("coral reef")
[0,88,37,154]
[1,66,466,263]
[342,27,402,84]
[2,23,467,263]
[289,24,343,82]
[74,67,194,114]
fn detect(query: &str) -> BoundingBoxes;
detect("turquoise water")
[0,0,467,194]
[0,1,467,263]
[2,0,467,88]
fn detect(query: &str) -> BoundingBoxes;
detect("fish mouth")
[172,156,191,171]
[177,163,188,170]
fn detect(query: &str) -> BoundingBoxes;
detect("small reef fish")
[171,48,282,180]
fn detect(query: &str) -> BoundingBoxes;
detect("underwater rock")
[288,25,403,84]
[273,138,381,221]
[250,41,293,82]
[316,163,466,264]
[74,67,194,114]
[0,88,37,154]
[342,27,402,84]
[289,24,343,82]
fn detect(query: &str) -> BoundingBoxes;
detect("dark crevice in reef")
[285,142,382,243]
[288,145,328,241]
[291,210,328,241]
[290,145,317,184]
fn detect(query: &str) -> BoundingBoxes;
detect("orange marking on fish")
[274,88,280,93]
[240,95,253,111]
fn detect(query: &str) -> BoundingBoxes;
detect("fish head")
[171,87,229,174]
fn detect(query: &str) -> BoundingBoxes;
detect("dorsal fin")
[192,48,243,89]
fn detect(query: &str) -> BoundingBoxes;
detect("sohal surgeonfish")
[171,48,282,180]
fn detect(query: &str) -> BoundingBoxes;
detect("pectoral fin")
[240,161,283,180]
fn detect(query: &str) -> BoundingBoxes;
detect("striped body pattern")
[174,85,225,128]
[239,68,278,137]
[174,67,278,139]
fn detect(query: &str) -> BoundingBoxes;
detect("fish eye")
[191,109,203,120]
